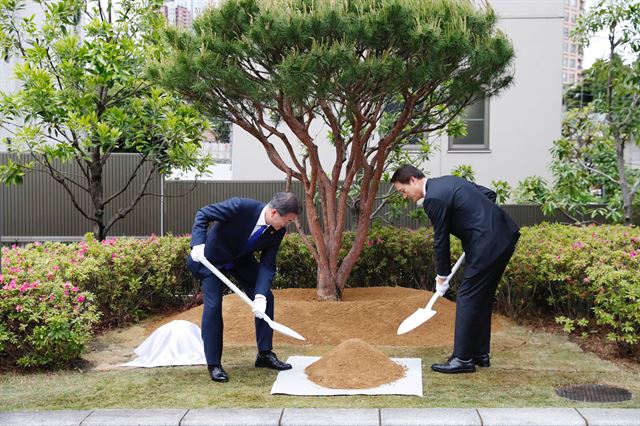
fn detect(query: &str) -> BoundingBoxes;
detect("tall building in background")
[159,0,218,27]
[159,1,194,29]
[174,5,192,29]
[563,0,585,86]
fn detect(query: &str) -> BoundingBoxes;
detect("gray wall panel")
[2,153,619,243]
[1,153,160,240]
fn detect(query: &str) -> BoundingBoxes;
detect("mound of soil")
[305,338,406,389]
[147,287,502,347]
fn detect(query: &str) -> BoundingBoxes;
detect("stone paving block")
[0,410,93,426]
[81,409,188,426]
[576,408,640,426]
[380,408,481,426]
[478,408,586,426]
[281,408,380,426]
[181,408,283,426]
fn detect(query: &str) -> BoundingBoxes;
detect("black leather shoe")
[207,364,229,382]
[255,352,292,371]
[473,353,490,367]
[431,357,476,374]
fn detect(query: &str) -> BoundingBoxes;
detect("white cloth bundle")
[122,320,207,368]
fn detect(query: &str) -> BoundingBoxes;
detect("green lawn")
[1,323,638,410]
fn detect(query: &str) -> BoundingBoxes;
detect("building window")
[570,59,576,68]
[449,98,489,151]
[564,42,569,52]
[571,43,577,53]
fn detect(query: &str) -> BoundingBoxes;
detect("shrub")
[1,244,99,368]
[275,226,463,293]
[62,234,194,327]
[501,223,640,354]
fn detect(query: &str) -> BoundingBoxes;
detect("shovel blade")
[263,316,306,341]
[397,308,437,335]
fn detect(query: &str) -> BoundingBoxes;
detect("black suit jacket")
[190,197,286,295]
[422,176,520,278]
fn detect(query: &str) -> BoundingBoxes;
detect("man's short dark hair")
[269,192,302,216]
[390,165,425,184]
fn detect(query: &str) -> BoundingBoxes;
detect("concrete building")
[159,1,193,29]
[563,0,585,86]
[174,5,192,29]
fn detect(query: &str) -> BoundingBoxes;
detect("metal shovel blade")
[199,257,305,341]
[263,316,306,341]
[397,307,437,335]
[397,253,466,335]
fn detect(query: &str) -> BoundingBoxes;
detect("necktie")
[243,224,268,252]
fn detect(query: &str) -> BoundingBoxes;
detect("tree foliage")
[0,0,212,239]
[156,0,514,299]
[571,0,640,224]
[514,105,638,223]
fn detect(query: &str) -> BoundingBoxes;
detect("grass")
[1,322,639,410]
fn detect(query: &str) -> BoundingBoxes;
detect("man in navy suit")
[391,165,520,373]
[187,192,302,382]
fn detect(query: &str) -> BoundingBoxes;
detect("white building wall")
[231,120,337,180]
[424,0,564,187]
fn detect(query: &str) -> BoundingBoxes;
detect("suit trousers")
[452,234,520,359]
[187,255,274,366]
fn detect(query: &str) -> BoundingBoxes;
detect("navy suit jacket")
[190,197,286,296]
[422,176,520,278]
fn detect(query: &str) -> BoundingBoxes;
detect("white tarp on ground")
[122,320,207,368]
[271,356,423,397]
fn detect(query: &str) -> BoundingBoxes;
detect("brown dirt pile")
[148,287,502,347]
[305,338,406,389]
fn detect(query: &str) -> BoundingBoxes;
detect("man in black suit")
[187,192,302,382]
[391,165,520,373]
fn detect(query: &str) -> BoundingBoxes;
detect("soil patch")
[147,287,503,347]
[305,338,406,389]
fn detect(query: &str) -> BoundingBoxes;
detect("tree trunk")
[316,267,340,301]
[613,131,632,226]
[88,151,106,240]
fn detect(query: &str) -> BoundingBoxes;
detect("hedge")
[1,223,638,368]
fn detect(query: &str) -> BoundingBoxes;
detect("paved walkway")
[1,408,640,426]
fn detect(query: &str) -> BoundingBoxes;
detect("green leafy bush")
[502,223,640,354]
[2,223,638,367]
[275,226,463,293]
[1,243,99,368]
[63,234,194,327]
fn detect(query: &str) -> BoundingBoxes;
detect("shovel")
[199,257,306,341]
[397,253,466,335]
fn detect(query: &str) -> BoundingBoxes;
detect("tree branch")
[103,161,157,234]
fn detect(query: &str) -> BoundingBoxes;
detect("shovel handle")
[427,252,466,310]
[199,257,255,308]
[445,252,466,286]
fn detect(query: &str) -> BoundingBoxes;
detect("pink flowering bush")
[62,233,193,327]
[501,223,640,354]
[0,244,99,368]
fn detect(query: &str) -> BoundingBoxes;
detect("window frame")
[448,97,490,152]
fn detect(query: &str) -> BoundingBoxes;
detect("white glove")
[252,294,267,319]
[435,277,450,297]
[190,244,205,262]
